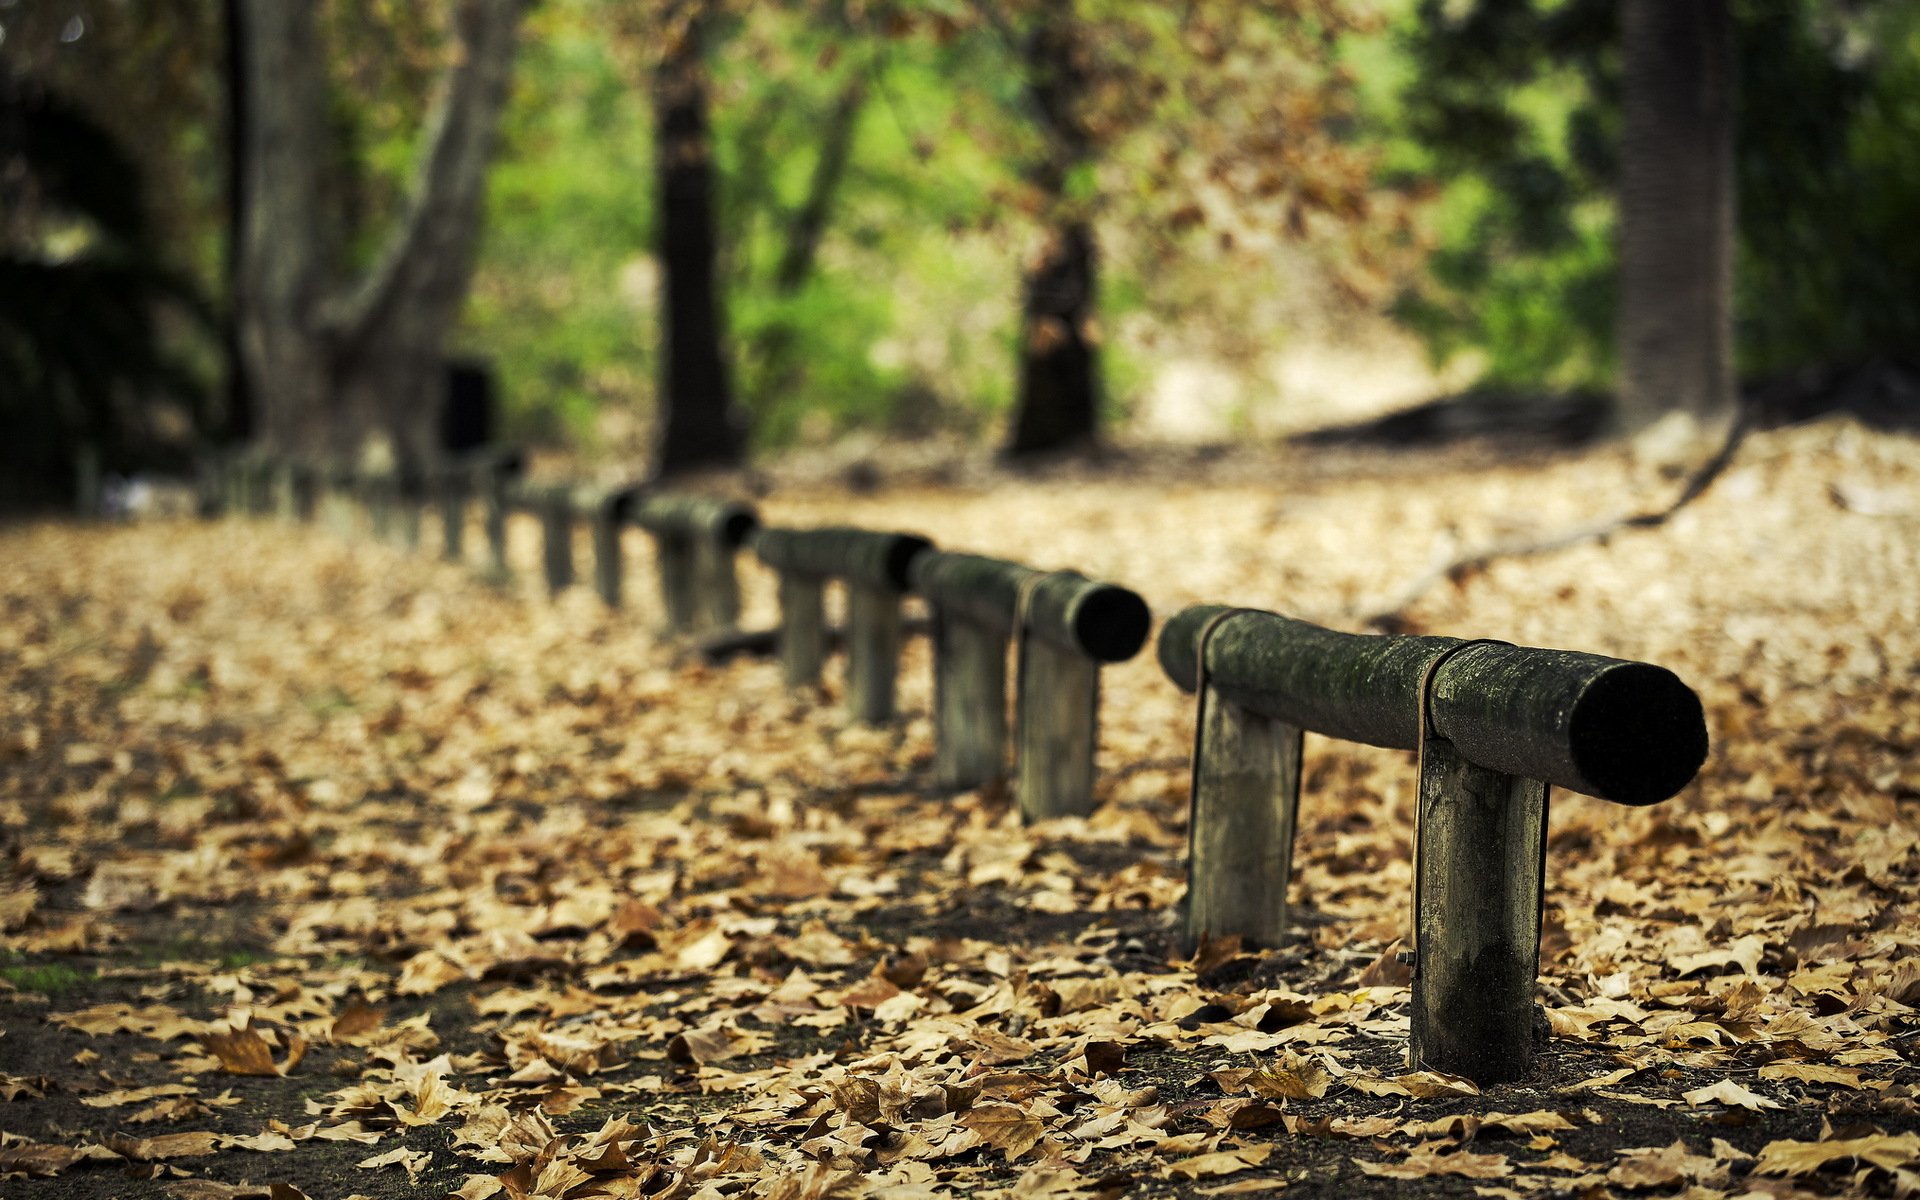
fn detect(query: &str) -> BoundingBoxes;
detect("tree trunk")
[1004,6,1101,458]
[234,0,331,452]
[1617,0,1736,432]
[1008,221,1100,455]
[235,0,524,463]
[219,0,253,446]
[653,3,744,477]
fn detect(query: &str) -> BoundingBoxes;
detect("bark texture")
[1004,6,1102,457]
[1617,0,1736,431]
[653,3,745,476]
[235,0,524,461]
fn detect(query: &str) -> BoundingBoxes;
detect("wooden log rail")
[632,495,759,632]
[1159,604,1708,1084]
[909,551,1150,819]
[752,526,933,723]
[219,449,1725,1089]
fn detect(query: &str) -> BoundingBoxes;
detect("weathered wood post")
[909,554,1036,789]
[753,527,933,722]
[1159,605,1709,1083]
[538,486,574,596]
[907,553,1150,799]
[1012,571,1152,821]
[74,442,103,517]
[481,459,517,583]
[367,472,396,542]
[633,496,759,633]
[395,463,425,553]
[586,485,643,608]
[437,466,468,562]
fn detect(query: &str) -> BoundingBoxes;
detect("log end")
[720,508,759,548]
[1073,585,1152,662]
[1567,663,1709,805]
[886,534,935,592]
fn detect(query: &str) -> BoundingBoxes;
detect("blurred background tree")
[0,2,219,506]
[1389,0,1920,407]
[3,0,1915,497]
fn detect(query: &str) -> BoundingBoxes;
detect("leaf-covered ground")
[4,420,1920,1200]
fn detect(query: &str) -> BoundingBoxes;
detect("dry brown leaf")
[1682,1078,1782,1110]
[1167,1146,1275,1179]
[960,1103,1048,1161]
[1246,1052,1330,1100]
[202,1027,306,1078]
[106,1130,224,1161]
[1754,1132,1920,1176]
[1357,1147,1511,1180]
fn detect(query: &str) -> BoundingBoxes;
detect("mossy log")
[751,527,933,592]
[1158,605,1706,805]
[632,494,758,547]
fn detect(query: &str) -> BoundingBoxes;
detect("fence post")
[367,475,394,541]
[1187,687,1303,948]
[1158,604,1708,1083]
[692,537,742,629]
[931,614,1010,789]
[483,470,511,582]
[634,496,757,634]
[847,581,904,725]
[1015,637,1098,819]
[1013,571,1151,821]
[590,489,636,608]
[1409,734,1550,1084]
[540,488,574,595]
[655,533,698,629]
[440,471,467,562]
[776,572,828,687]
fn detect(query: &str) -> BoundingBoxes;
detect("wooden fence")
[209,452,1711,1085]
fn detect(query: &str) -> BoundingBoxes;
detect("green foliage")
[1391,0,1920,390]
[0,75,212,502]
[0,955,96,997]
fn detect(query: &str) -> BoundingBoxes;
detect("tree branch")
[322,0,525,354]
[1361,411,1753,632]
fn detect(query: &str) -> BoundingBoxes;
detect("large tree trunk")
[235,0,524,463]
[1004,6,1101,459]
[1008,222,1100,454]
[218,0,253,446]
[653,3,744,477]
[1617,0,1736,432]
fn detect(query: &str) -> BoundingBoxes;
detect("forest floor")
[4,418,1920,1200]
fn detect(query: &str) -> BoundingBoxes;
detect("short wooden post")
[398,486,423,551]
[1409,736,1549,1084]
[368,477,394,541]
[655,534,698,630]
[1016,637,1100,820]
[323,473,354,539]
[540,489,573,595]
[592,501,624,608]
[440,475,467,562]
[483,472,510,582]
[691,538,742,629]
[1186,691,1304,948]
[74,443,103,517]
[932,614,1009,789]
[777,573,827,687]
[847,581,903,725]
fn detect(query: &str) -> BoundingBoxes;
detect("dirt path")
[4,421,1919,1198]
